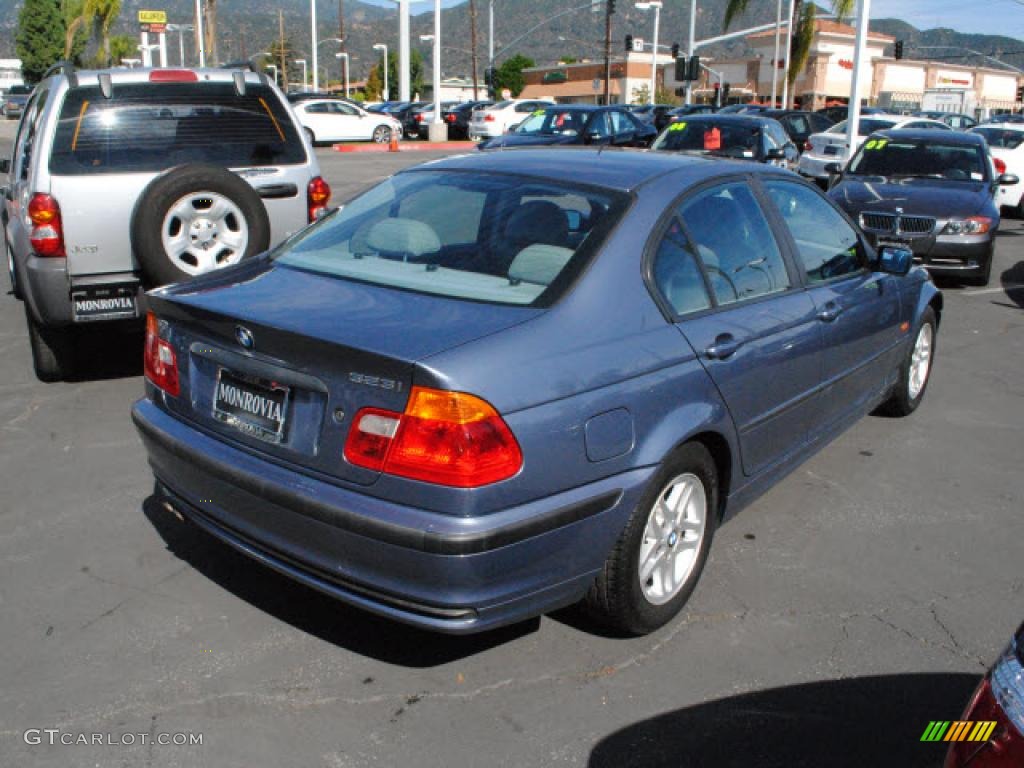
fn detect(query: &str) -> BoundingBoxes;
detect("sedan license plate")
[213,369,289,443]
[823,145,839,156]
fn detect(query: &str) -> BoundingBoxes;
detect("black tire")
[25,305,74,382]
[372,125,392,144]
[304,126,316,146]
[585,442,719,635]
[878,306,937,417]
[130,164,270,288]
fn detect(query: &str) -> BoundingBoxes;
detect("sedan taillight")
[28,193,65,257]
[484,113,495,122]
[144,312,180,397]
[804,140,813,152]
[344,386,522,487]
[994,157,1008,175]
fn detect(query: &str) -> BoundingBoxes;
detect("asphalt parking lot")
[1,119,1023,768]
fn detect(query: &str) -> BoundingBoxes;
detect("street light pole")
[428,0,447,140]
[844,0,870,161]
[311,0,319,91]
[195,0,205,67]
[686,0,696,104]
[771,0,781,106]
[373,43,389,101]
[335,53,350,97]
[167,23,194,67]
[636,2,662,105]
[781,0,795,108]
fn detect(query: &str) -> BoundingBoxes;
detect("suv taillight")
[344,386,523,487]
[415,113,424,122]
[28,193,65,257]
[144,312,180,397]
[307,176,331,222]
[995,157,1008,175]
[149,70,198,82]
[445,114,456,123]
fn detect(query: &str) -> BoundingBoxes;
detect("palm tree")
[723,0,855,88]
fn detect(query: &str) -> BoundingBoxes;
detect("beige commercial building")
[521,19,1023,116]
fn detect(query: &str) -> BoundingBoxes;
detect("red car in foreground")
[946,622,1024,767]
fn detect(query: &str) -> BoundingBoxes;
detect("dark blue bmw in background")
[133,149,941,635]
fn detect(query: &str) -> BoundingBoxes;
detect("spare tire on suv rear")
[131,164,271,287]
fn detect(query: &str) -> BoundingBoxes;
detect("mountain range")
[1,0,1022,84]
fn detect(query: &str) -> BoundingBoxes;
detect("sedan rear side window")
[49,82,306,175]
[679,182,791,305]
[652,219,711,315]
[764,181,864,283]
[275,171,627,307]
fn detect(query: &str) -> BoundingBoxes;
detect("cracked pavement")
[1,128,1022,767]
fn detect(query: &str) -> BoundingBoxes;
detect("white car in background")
[292,99,403,145]
[468,98,555,140]
[971,123,1024,215]
[798,114,951,183]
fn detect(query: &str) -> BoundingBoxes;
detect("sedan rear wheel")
[585,442,718,635]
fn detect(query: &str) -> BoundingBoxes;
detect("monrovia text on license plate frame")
[212,368,290,443]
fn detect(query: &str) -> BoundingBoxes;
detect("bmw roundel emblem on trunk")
[235,326,254,350]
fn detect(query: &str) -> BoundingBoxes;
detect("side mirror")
[0,158,8,175]
[998,173,1019,186]
[877,245,913,276]
[823,161,842,175]
[765,147,786,160]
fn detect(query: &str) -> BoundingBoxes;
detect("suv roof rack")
[41,60,78,87]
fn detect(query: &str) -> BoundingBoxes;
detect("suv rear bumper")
[132,398,647,634]
[22,256,143,327]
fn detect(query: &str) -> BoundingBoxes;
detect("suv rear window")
[275,170,628,307]
[49,82,306,175]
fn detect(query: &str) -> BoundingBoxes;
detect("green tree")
[92,0,122,66]
[366,49,424,100]
[723,0,853,88]
[493,54,534,97]
[16,0,66,83]
[108,34,135,64]
[61,0,92,61]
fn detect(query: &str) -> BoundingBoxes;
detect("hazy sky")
[370,0,1024,40]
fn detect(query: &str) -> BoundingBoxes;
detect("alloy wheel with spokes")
[373,125,392,143]
[161,191,250,276]
[638,473,708,606]
[908,323,933,400]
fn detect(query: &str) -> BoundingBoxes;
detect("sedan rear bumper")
[132,399,648,633]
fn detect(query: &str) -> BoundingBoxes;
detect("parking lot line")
[962,283,1024,296]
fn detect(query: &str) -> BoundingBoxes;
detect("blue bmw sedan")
[133,149,942,635]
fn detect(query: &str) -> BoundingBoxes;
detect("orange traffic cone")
[389,134,399,152]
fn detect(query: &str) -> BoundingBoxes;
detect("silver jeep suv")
[2,63,329,381]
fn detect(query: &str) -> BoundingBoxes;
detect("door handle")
[817,303,843,323]
[705,334,740,360]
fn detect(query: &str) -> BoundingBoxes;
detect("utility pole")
[686,0,696,104]
[603,0,614,104]
[469,0,479,100]
[279,10,287,91]
[771,0,781,107]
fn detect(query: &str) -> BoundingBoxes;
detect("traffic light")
[722,82,731,104]
[607,0,615,15]
[675,55,687,82]
[894,40,905,60]
[1017,84,1024,103]
[484,66,493,86]
[625,34,633,52]
[687,55,701,82]
[671,43,680,59]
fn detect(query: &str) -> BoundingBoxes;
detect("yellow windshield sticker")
[669,121,687,132]
[865,139,888,150]
[532,109,545,117]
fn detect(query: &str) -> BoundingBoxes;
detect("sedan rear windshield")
[275,170,628,307]
[973,127,1024,149]
[50,82,306,175]
[653,121,761,158]
[848,139,988,181]
[829,118,896,137]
